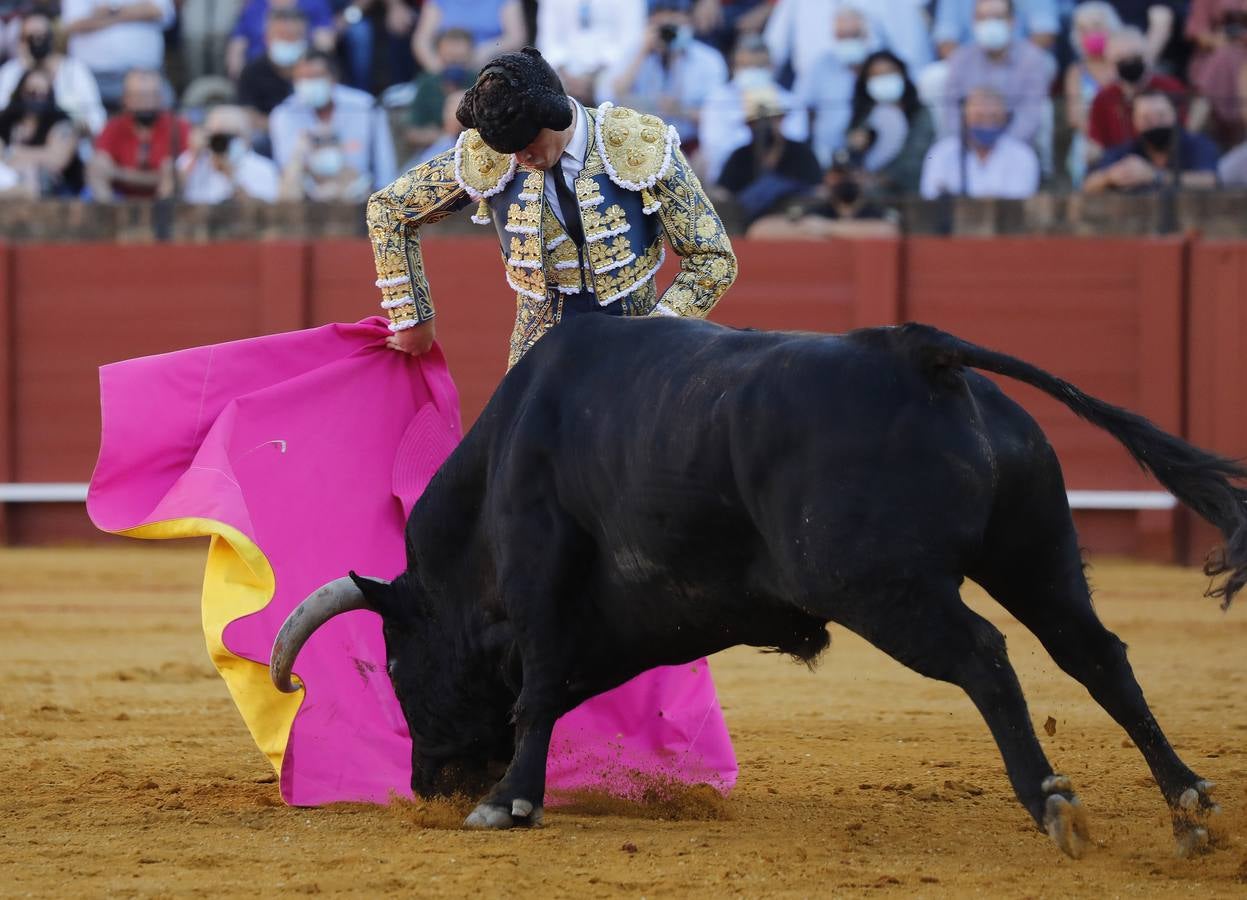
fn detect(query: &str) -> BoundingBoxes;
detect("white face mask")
[831,37,869,67]
[734,66,774,91]
[866,72,905,104]
[269,39,306,68]
[295,77,332,109]
[227,137,248,165]
[973,17,1012,51]
[308,145,344,178]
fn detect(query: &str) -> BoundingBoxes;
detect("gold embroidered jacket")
[366,102,737,367]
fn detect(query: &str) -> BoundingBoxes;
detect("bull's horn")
[269,576,387,693]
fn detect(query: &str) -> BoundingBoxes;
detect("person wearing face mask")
[0,10,106,136]
[1189,3,1247,147]
[717,85,823,224]
[269,50,396,190]
[87,68,189,200]
[61,0,175,111]
[792,6,879,167]
[1086,26,1190,165]
[225,0,335,81]
[1063,2,1122,186]
[1083,90,1220,193]
[609,0,728,145]
[843,49,933,197]
[279,125,370,200]
[920,85,1040,199]
[535,0,646,105]
[697,33,807,181]
[943,0,1056,153]
[237,8,309,134]
[932,0,1058,58]
[0,68,84,196]
[405,27,477,160]
[763,0,932,82]
[177,103,280,203]
[746,149,898,239]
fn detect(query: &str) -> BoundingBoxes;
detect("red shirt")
[94,112,192,198]
[1087,74,1187,150]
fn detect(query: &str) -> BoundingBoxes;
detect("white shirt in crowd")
[177,147,281,204]
[536,0,645,78]
[61,0,175,73]
[763,0,933,80]
[269,82,397,190]
[0,57,107,134]
[920,135,1040,200]
[698,79,808,182]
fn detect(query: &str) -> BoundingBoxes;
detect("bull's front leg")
[463,714,557,829]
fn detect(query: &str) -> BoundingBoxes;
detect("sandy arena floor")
[2,545,1246,898]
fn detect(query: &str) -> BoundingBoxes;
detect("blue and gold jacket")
[366,102,737,368]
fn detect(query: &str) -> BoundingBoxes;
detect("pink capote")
[88,317,737,806]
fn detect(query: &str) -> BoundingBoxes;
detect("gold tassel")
[472,199,491,224]
[641,187,660,214]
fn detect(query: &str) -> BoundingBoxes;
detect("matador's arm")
[651,146,738,318]
[365,149,472,331]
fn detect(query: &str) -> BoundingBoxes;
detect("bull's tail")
[895,322,1247,608]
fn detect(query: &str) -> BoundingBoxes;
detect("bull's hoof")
[463,800,543,830]
[1041,775,1091,860]
[1173,780,1219,858]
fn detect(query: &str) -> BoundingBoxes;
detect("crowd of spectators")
[0,0,1243,234]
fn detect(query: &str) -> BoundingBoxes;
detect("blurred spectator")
[269,50,395,190]
[226,0,334,81]
[536,0,644,105]
[0,9,106,135]
[747,150,898,238]
[1106,1,1175,64]
[792,5,876,167]
[237,8,306,128]
[408,87,465,168]
[845,49,934,197]
[1186,0,1246,88]
[1086,26,1187,162]
[337,0,418,92]
[278,121,370,200]
[1064,1,1122,185]
[921,85,1041,197]
[1083,90,1220,191]
[180,0,245,81]
[0,68,84,195]
[942,0,1057,148]
[764,0,933,80]
[1190,2,1247,147]
[1219,137,1247,182]
[87,68,190,199]
[690,0,772,56]
[177,103,279,202]
[404,27,474,157]
[412,0,526,73]
[698,33,807,182]
[610,0,728,144]
[717,84,822,223]
[61,0,175,109]
[934,0,1059,56]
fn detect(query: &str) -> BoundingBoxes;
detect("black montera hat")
[456,47,572,154]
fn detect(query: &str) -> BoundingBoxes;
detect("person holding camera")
[177,104,279,203]
[609,0,727,146]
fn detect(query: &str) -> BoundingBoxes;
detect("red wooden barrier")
[0,234,1240,563]
[1185,241,1247,566]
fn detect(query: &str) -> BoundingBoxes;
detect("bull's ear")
[348,571,396,618]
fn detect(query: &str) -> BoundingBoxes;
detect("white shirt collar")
[563,98,589,166]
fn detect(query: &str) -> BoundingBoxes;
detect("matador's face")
[513,127,567,171]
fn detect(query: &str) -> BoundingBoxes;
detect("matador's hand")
[386,319,436,355]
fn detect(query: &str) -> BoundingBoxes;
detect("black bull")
[271,317,1244,857]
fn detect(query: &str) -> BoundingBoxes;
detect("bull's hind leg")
[834,581,1091,858]
[973,500,1221,857]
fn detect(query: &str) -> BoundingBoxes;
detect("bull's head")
[269,573,517,797]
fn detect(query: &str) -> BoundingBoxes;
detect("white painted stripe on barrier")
[0,484,1178,510]
[0,483,90,502]
[1066,490,1176,510]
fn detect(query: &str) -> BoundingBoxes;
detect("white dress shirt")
[543,97,589,229]
[61,0,175,73]
[536,0,645,78]
[920,135,1040,200]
